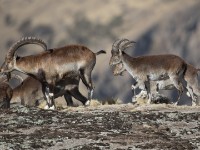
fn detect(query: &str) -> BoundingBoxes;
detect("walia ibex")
[111,42,200,105]
[112,62,174,98]
[1,37,106,109]
[11,74,87,107]
[109,39,188,105]
[0,74,23,108]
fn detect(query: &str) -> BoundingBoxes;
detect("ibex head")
[109,38,136,66]
[0,37,47,74]
[112,62,126,76]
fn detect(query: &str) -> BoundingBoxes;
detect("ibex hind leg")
[69,87,88,105]
[145,80,152,104]
[193,87,200,106]
[64,92,73,106]
[1,98,10,109]
[186,86,197,106]
[170,75,184,105]
[131,82,138,103]
[5,97,10,108]
[79,69,94,102]
[187,77,200,106]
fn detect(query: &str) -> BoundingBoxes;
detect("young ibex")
[0,74,23,108]
[109,39,188,105]
[112,62,174,99]
[11,74,87,107]
[1,37,106,109]
[112,51,200,105]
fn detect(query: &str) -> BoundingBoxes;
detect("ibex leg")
[42,83,56,109]
[170,75,184,105]
[64,92,73,106]
[131,81,146,103]
[79,69,94,101]
[69,87,88,105]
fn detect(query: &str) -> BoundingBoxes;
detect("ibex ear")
[118,49,122,56]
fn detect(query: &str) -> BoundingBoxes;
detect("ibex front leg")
[145,77,152,104]
[131,80,146,103]
[42,83,56,110]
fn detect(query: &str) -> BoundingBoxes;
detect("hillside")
[0,0,200,103]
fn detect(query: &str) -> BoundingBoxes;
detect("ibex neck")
[121,52,136,77]
[122,52,135,66]
[15,57,38,75]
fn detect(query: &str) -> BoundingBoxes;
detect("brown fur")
[110,39,187,105]
[11,75,87,107]
[1,38,106,108]
[0,76,12,108]
[113,61,200,105]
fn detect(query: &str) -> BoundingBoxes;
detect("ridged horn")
[6,37,47,60]
[112,38,130,51]
[120,41,136,51]
[11,74,23,83]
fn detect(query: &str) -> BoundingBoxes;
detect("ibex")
[0,74,22,108]
[109,39,188,105]
[12,74,88,107]
[1,37,106,109]
[112,62,174,99]
[112,53,200,105]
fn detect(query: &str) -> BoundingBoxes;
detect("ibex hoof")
[44,105,49,110]
[173,102,178,106]
[186,92,191,97]
[49,93,54,97]
[44,105,55,110]
[192,102,197,106]
[85,100,91,106]
[49,105,55,110]
[132,97,136,103]
[147,99,151,104]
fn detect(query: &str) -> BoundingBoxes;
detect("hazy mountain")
[0,0,200,104]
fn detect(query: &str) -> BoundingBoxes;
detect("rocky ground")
[0,103,200,150]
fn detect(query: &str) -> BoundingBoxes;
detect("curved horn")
[112,39,130,51]
[11,74,23,83]
[116,38,129,49]
[6,37,47,60]
[112,39,121,51]
[120,41,136,51]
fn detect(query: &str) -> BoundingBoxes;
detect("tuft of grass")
[101,98,123,105]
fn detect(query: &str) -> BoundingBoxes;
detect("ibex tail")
[95,50,106,55]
